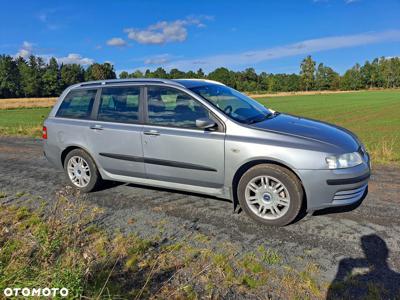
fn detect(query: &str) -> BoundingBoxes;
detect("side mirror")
[196,117,217,130]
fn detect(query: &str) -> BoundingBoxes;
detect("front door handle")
[144,130,160,136]
[90,124,104,130]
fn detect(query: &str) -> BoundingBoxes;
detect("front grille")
[333,185,367,201]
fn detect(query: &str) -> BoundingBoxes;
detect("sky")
[0,0,399,75]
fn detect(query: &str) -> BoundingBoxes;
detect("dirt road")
[0,137,399,294]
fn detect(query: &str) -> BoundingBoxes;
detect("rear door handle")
[90,124,104,130]
[144,130,160,136]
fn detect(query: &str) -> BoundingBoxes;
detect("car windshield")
[189,84,272,124]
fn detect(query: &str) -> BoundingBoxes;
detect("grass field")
[257,90,400,164]
[0,90,399,163]
[0,107,51,137]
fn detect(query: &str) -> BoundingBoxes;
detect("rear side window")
[56,89,97,119]
[98,87,140,123]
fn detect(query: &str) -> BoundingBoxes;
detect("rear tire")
[64,149,102,193]
[237,164,303,226]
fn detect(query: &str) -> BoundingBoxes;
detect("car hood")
[250,113,359,152]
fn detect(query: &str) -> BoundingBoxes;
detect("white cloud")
[125,21,187,44]
[106,37,127,47]
[144,54,171,65]
[161,30,400,71]
[124,16,211,45]
[56,53,94,65]
[14,41,94,65]
[345,0,359,3]
[15,41,34,59]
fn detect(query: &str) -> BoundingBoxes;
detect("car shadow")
[94,180,125,192]
[326,234,400,299]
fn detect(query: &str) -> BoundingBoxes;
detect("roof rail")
[78,78,184,87]
[174,79,226,86]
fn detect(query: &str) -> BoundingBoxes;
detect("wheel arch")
[60,145,97,168]
[231,159,307,211]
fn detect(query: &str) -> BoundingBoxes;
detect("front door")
[86,85,145,178]
[142,86,225,188]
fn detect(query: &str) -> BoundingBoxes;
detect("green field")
[0,90,399,163]
[0,107,51,137]
[257,90,400,164]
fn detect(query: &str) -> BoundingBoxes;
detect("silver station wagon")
[43,79,371,226]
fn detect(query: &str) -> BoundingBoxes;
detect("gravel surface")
[0,136,399,295]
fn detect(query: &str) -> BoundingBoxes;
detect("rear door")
[86,85,145,178]
[142,85,225,188]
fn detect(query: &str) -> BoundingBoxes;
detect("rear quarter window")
[56,89,97,119]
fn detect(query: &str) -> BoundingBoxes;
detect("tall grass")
[369,139,398,164]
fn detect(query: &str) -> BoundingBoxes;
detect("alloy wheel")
[245,175,290,220]
[67,156,91,188]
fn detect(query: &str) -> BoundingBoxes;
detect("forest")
[0,54,399,98]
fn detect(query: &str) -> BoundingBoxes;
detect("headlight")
[325,152,363,169]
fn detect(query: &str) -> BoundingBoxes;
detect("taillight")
[42,126,48,139]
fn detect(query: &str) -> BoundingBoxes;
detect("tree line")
[0,56,116,98]
[0,54,399,98]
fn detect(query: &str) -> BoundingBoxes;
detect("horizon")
[1,0,399,75]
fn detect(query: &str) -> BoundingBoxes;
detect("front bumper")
[297,160,371,212]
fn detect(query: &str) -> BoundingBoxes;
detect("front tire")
[237,164,303,226]
[64,149,102,193]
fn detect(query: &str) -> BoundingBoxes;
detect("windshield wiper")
[246,112,279,124]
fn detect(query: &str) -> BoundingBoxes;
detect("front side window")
[97,87,140,123]
[147,86,209,128]
[56,89,97,119]
[189,84,272,124]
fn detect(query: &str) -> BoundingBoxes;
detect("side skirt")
[99,168,231,200]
